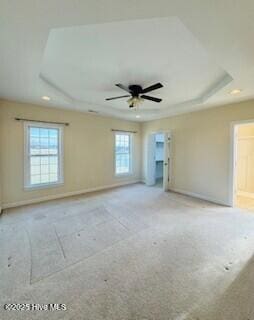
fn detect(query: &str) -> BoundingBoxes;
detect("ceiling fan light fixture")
[106,82,163,108]
[127,96,143,108]
[127,97,134,104]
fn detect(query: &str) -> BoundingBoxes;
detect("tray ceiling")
[1,1,254,121]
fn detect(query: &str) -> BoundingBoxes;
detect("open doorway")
[231,122,254,210]
[147,131,172,191]
[155,133,164,187]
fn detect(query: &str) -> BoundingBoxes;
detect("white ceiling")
[1,1,254,121]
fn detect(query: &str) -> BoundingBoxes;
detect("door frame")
[163,131,172,191]
[229,119,254,206]
[146,130,172,191]
[146,133,156,186]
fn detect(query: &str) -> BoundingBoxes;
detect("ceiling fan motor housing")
[129,85,142,97]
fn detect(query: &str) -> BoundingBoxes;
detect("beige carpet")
[1,183,254,319]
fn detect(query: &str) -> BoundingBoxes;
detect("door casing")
[229,119,254,206]
[146,131,172,191]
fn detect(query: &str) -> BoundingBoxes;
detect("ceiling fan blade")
[115,83,131,93]
[105,95,131,101]
[141,95,162,103]
[142,82,163,94]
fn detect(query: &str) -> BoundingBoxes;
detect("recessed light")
[229,89,242,95]
[136,115,141,119]
[42,96,51,101]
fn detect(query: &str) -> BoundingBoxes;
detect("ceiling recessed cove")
[40,17,232,121]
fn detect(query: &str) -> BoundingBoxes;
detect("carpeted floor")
[1,183,254,319]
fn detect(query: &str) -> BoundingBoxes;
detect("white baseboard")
[169,187,229,206]
[139,181,227,206]
[2,180,141,210]
[237,190,254,199]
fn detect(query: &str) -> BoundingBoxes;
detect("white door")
[147,134,156,186]
[163,132,172,191]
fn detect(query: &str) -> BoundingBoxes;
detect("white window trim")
[24,121,64,190]
[114,131,133,177]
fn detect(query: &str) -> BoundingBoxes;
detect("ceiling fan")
[105,83,163,108]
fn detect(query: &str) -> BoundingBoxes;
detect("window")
[115,132,132,175]
[24,122,63,188]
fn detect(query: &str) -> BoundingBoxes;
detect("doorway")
[231,122,254,210]
[147,131,172,191]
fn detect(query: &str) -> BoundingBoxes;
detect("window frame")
[114,131,133,177]
[24,121,64,190]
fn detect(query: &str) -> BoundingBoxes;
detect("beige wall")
[237,124,254,137]
[2,98,254,209]
[142,100,254,205]
[0,105,2,212]
[0,100,142,208]
[0,168,1,212]
[236,124,254,194]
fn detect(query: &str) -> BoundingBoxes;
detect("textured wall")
[142,100,254,205]
[0,100,142,207]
